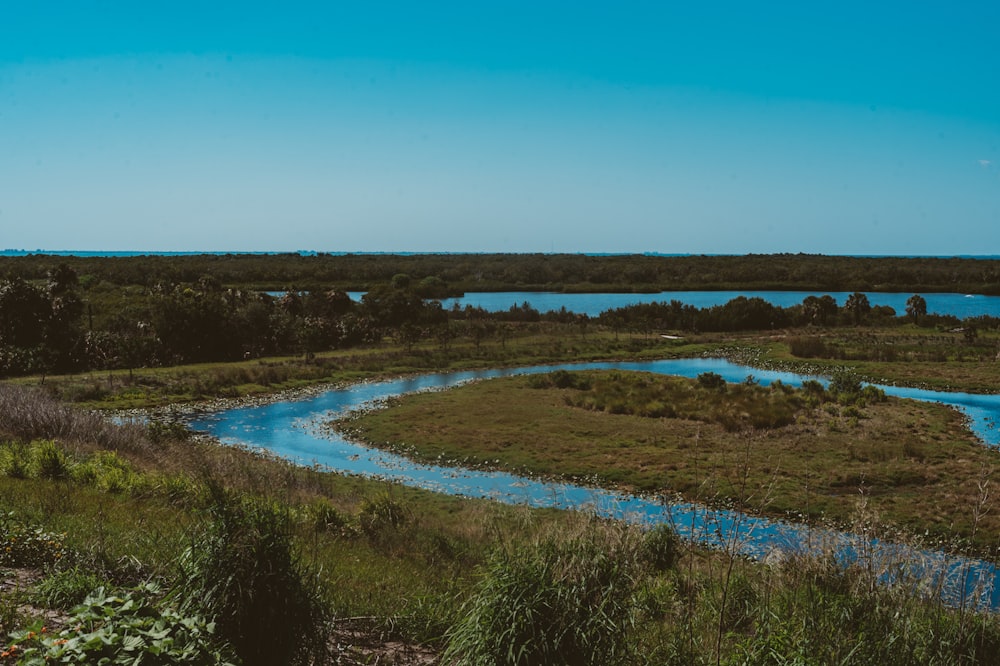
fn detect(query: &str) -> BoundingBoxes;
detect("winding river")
[185,358,1000,609]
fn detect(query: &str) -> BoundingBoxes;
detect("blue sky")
[1,2,998,254]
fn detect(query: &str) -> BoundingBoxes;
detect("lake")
[434,291,1000,318]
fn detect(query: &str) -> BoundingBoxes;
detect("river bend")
[185,358,1000,609]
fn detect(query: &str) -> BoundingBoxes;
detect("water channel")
[185,357,1000,608]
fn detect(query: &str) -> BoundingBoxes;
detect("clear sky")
[1,1,998,254]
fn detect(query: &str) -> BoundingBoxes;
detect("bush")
[72,450,141,494]
[828,370,862,398]
[528,370,591,390]
[443,521,640,666]
[0,441,30,479]
[696,372,727,391]
[147,420,192,443]
[789,336,828,358]
[175,494,329,666]
[305,498,351,535]
[30,439,71,480]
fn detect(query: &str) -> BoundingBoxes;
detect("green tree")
[801,294,838,325]
[905,294,927,322]
[843,292,871,325]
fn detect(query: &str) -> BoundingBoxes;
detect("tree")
[905,294,927,322]
[801,295,838,325]
[843,292,871,325]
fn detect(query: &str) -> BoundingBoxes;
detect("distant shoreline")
[4,249,1000,260]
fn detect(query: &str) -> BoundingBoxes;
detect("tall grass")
[444,515,644,666]
[0,383,148,453]
[175,489,330,666]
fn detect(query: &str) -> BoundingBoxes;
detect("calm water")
[185,358,1000,608]
[437,291,1000,318]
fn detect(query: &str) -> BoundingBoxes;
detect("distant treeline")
[3,253,1000,295]
[1,262,997,377]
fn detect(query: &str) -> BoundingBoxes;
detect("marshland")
[3,253,1000,664]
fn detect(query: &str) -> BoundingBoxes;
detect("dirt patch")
[330,619,440,665]
[0,567,72,634]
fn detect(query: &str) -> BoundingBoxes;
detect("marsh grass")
[342,369,1000,549]
[443,514,645,666]
[175,489,330,666]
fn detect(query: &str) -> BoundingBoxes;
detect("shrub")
[147,420,192,443]
[305,498,352,535]
[789,336,828,358]
[443,521,641,666]
[175,494,329,666]
[696,372,727,391]
[72,450,140,494]
[0,441,30,479]
[528,370,591,390]
[828,370,862,398]
[30,439,71,480]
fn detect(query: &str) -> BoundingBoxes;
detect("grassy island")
[338,370,1000,549]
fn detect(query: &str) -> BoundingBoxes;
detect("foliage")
[3,253,1000,379]
[696,371,727,391]
[828,370,885,406]
[906,293,928,321]
[5,253,1000,295]
[31,567,106,610]
[6,584,237,665]
[0,512,68,567]
[28,439,70,480]
[559,371,805,431]
[443,519,642,666]
[527,369,591,390]
[640,524,681,572]
[175,493,329,666]
[358,491,410,539]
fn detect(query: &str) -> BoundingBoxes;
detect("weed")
[641,524,682,572]
[0,441,30,479]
